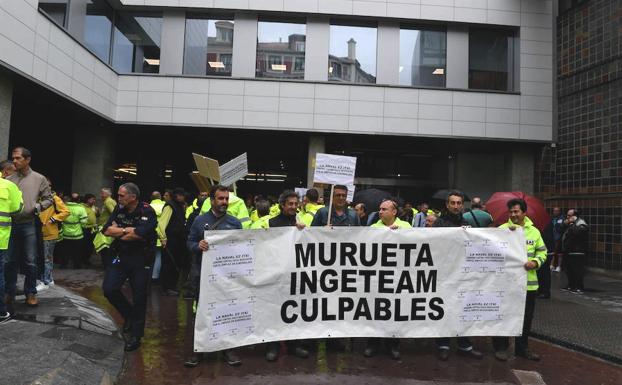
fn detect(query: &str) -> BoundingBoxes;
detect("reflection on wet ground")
[55,269,622,385]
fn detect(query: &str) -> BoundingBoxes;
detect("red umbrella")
[486,191,550,232]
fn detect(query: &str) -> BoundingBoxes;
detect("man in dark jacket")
[432,190,483,361]
[158,188,187,296]
[311,185,360,227]
[561,209,589,293]
[265,190,309,361]
[184,185,242,368]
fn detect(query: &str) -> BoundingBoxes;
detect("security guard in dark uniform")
[102,182,157,352]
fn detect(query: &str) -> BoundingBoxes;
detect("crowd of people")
[0,146,590,369]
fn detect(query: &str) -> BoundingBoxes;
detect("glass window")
[469,28,517,91]
[183,15,234,76]
[256,21,306,79]
[112,11,162,74]
[39,0,69,28]
[329,24,377,84]
[399,28,446,87]
[84,0,113,63]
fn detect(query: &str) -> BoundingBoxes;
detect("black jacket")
[562,218,589,254]
[433,212,468,227]
[269,213,297,228]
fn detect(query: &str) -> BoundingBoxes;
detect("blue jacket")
[187,211,242,255]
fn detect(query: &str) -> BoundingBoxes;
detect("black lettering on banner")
[400,243,417,266]
[394,298,408,321]
[341,269,357,292]
[321,297,336,321]
[428,297,445,320]
[340,243,358,266]
[416,243,434,266]
[381,243,398,266]
[319,243,336,266]
[281,300,298,323]
[417,270,437,293]
[374,298,392,320]
[338,297,355,320]
[410,298,427,320]
[378,270,394,293]
[396,270,415,293]
[295,243,315,268]
[300,270,317,294]
[301,298,318,321]
[354,298,372,320]
[290,272,297,295]
[360,243,378,266]
[320,269,338,293]
[359,270,376,293]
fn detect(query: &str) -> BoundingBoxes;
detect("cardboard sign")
[193,153,220,181]
[313,153,357,186]
[219,153,248,187]
[190,172,212,192]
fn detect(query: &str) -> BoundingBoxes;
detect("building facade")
[1,0,553,211]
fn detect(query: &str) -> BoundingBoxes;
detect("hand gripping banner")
[194,227,528,352]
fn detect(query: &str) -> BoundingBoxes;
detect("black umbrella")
[353,188,404,213]
[431,189,470,202]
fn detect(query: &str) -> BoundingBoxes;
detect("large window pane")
[256,21,306,79]
[39,0,69,28]
[184,15,234,76]
[469,28,516,91]
[84,0,113,63]
[400,28,446,87]
[329,24,377,84]
[112,12,162,74]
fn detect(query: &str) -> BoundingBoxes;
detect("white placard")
[194,227,528,352]
[463,240,507,273]
[219,153,248,187]
[313,153,357,186]
[204,242,255,278]
[346,184,355,202]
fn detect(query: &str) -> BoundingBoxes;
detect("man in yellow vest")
[150,191,166,282]
[298,188,324,226]
[249,199,271,229]
[366,199,409,360]
[0,174,23,322]
[94,188,117,267]
[494,198,547,362]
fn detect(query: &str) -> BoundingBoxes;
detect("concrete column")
[307,135,325,188]
[71,127,115,195]
[0,73,12,158]
[504,149,535,194]
[232,12,258,78]
[67,0,87,42]
[160,10,186,75]
[305,17,329,82]
[376,20,400,85]
[446,25,469,89]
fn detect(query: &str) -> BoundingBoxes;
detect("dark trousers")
[564,253,585,290]
[59,239,84,268]
[493,290,537,353]
[82,229,95,266]
[366,337,399,350]
[160,239,184,291]
[435,336,473,350]
[5,222,38,296]
[537,252,553,296]
[100,247,114,270]
[102,255,151,338]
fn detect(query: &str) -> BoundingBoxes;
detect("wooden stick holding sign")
[312,153,357,227]
[326,185,335,227]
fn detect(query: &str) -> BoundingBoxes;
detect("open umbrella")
[353,188,403,213]
[486,191,550,231]
[431,189,470,202]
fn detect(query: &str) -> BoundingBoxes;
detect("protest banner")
[194,227,528,352]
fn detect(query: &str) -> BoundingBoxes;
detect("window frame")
[467,26,519,92]
[182,13,235,77]
[328,19,379,84]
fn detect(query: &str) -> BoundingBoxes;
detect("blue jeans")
[0,249,7,313]
[152,247,161,279]
[42,240,57,284]
[5,221,38,296]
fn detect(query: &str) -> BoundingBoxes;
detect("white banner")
[195,227,527,352]
[219,153,248,186]
[313,153,357,186]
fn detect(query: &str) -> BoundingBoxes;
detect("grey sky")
[330,25,377,75]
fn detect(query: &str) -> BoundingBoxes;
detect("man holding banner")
[433,190,484,361]
[265,190,309,361]
[184,185,243,368]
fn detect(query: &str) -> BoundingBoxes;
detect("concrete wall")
[0,73,11,158]
[71,127,115,194]
[0,0,553,142]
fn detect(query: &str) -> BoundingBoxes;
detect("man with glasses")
[311,185,360,227]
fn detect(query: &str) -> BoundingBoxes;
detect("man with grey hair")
[102,183,157,352]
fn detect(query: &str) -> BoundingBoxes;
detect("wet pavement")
[51,268,622,385]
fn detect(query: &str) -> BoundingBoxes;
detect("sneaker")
[0,312,11,324]
[223,349,242,366]
[494,350,510,361]
[555,267,561,272]
[184,353,202,368]
[47,280,55,286]
[35,282,49,292]
[571,289,584,294]
[561,287,571,292]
